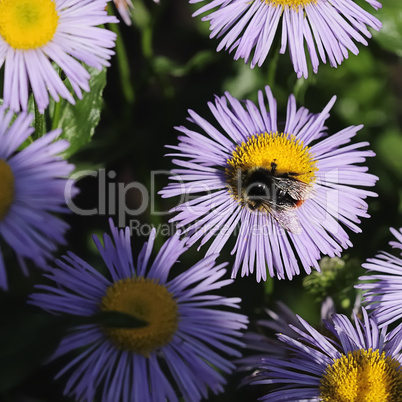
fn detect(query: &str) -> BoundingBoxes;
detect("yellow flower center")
[101,277,179,357]
[263,0,316,9]
[227,132,316,183]
[0,160,15,221]
[0,0,59,50]
[320,349,402,402]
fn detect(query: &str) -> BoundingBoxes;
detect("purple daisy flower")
[238,302,307,380]
[0,0,118,113]
[249,308,402,401]
[114,0,134,25]
[357,227,402,328]
[190,0,382,78]
[29,220,248,402]
[160,86,378,282]
[0,108,75,290]
[238,299,336,386]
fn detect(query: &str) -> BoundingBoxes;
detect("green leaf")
[372,0,402,56]
[69,310,148,329]
[48,66,107,158]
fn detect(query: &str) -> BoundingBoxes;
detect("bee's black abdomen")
[244,167,300,210]
[248,183,269,197]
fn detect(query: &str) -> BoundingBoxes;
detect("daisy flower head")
[239,299,337,385]
[114,0,134,25]
[29,219,248,402]
[357,227,402,328]
[0,0,118,113]
[0,108,75,290]
[160,86,378,282]
[250,308,402,401]
[238,301,306,378]
[191,0,382,78]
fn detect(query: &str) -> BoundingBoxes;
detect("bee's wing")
[272,177,315,200]
[259,200,302,235]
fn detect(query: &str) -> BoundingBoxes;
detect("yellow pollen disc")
[0,160,15,221]
[226,131,317,183]
[101,277,179,356]
[263,0,316,9]
[320,349,402,402]
[0,0,59,50]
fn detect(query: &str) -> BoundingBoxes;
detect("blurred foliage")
[372,0,402,57]
[303,256,363,315]
[1,1,402,401]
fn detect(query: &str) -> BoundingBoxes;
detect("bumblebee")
[234,162,314,234]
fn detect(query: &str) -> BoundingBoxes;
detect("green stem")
[264,276,274,296]
[131,0,154,60]
[141,25,154,60]
[109,22,135,104]
[34,99,46,138]
[51,100,62,130]
[266,47,280,89]
[293,77,308,104]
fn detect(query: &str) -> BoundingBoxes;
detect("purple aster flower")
[160,86,378,282]
[0,0,118,113]
[114,0,134,25]
[29,220,248,402]
[190,0,382,78]
[238,299,336,386]
[238,302,306,379]
[0,108,75,291]
[249,308,402,401]
[357,227,402,328]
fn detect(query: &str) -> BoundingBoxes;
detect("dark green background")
[1,1,401,401]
